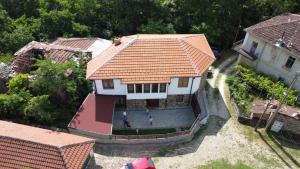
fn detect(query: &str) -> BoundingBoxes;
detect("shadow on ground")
[257,131,300,168]
[94,87,231,158]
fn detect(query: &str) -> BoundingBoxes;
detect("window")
[160,84,166,93]
[178,77,189,87]
[152,84,158,93]
[127,84,134,93]
[285,56,296,69]
[102,79,114,89]
[135,84,142,93]
[176,95,184,102]
[250,41,258,55]
[144,84,150,93]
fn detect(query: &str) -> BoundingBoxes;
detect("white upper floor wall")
[94,77,201,100]
[242,32,300,90]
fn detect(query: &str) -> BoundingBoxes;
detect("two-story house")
[86,34,215,109]
[235,13,300,90]
[68,34,215,136]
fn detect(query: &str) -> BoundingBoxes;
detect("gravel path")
[94,56,289,169]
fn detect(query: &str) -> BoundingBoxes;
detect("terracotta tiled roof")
[0,120,95,169]
[52,38,97,50]
[245,13,300,56]
[87,34,215,84]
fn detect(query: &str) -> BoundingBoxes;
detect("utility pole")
[265,71,300,131]
[254,98,272,131]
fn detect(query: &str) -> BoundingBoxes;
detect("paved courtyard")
[112,107,196,129]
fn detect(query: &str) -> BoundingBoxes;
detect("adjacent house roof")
[52,38,98,50]
[245,13,300,56]
[0,120,95,169]
[87,34,215,84]
[13,37,111,73]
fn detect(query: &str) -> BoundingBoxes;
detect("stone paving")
[112,107,196,129]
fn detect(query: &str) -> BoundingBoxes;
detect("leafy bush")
[8,73,29,94]
[0,90,31,118]
[226,76,254,114]
[235,65,299,107]
[24,95,58,124]
[0,53,13,63]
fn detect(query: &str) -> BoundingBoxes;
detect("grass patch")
[196,159,254,169]
[112,128,176,135]
[155,145,177,156]
[0,53,13,63]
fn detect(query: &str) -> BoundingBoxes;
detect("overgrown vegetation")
[227,65,299,116]
[196,159,254,169]
[0,59,91,126]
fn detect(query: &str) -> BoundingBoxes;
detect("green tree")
[138,19,175,34]
[29,59,92,115]
[24,95,58,123]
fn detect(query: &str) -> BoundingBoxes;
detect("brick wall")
[275,114,300,135]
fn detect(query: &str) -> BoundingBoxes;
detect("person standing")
[123,111,127,121]
[149,115,153,125]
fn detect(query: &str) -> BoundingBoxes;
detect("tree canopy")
[0,0,298,56]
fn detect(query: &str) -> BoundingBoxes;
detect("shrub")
[24,95,58,124]
[8,74,29,94]
[235,65,299,107]
[226,76,254,114]
[0,90,31,117]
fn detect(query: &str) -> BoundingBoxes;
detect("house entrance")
[115,96,126,109]
[146,99,159,108]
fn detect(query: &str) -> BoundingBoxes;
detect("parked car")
[120,157,156,169]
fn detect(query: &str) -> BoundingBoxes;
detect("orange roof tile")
[87,34,215,84]
[0,120,95,169]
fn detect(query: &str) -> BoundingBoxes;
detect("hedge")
[235,65,299,107]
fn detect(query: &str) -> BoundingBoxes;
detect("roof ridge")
[178,39,201,75]
[181,36,215,59]
[59,147,69,169]
[0,135,61,149]
[60,140,95,149]
[86,38,136,79]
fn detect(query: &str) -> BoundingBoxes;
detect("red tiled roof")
[0,120,95,169]
[245,13,300,56]
[68,94,115,135]
[86,34,215,84]
[52,38,97,50]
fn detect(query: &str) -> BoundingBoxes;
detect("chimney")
[112,38,121,46]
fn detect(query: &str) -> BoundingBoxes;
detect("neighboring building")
[251,99,300,135]
[87,34,215,109]
[0,120,96,169]
[13,37,111,73]
[234,13,300,90]
[68,34,215,136]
